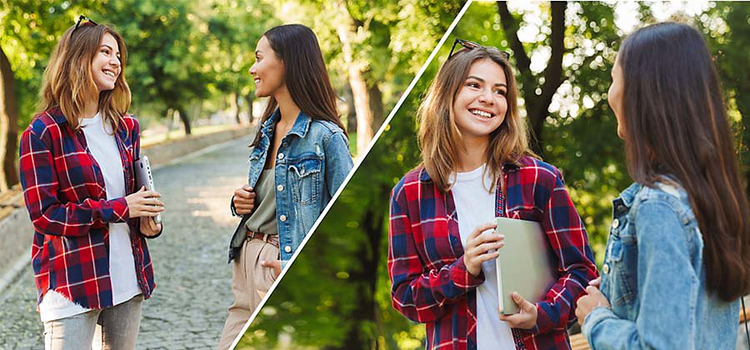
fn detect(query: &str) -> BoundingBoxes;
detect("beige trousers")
[216,237,278,350]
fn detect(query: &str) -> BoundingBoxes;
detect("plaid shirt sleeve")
[532,166,599,334]
[19,128,130,237]
[388,175,484,323]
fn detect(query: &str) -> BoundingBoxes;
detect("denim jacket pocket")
[604,217,638,308]
[288,155,322,205]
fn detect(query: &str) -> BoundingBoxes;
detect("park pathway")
[0,137,250,349]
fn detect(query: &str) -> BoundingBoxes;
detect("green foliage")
[0,0,103,127]
[1,0,278,129]
[699,2,750,186]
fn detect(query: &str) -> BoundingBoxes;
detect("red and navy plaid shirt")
[19,106,157,310]
[388,156,598,350]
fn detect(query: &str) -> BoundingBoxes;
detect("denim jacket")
[228,109,353,264]
[582,181,740,349]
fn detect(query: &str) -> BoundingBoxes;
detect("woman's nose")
[477,89,494,104]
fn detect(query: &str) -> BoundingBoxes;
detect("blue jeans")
[43,295,143,350]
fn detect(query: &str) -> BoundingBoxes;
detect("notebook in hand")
[495,217,557,314]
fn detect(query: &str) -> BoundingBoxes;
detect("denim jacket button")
[612,218,620,229]
[277,185,284,192]
[603,264,610,274]
[280,215,287,222]
[277,153,285,160]
[284,245,292,253]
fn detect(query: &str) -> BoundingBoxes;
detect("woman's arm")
[534,168,599,333]
[388,179,484,323]
[19,129,129,237]
[323,131,354,197]
[583,201,698,349]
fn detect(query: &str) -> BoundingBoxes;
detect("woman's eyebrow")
[101,44,119,54]
[466,75,507,87]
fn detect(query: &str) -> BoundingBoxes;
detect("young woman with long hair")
[575,22,750,349]
[217,24,354,349]
[19,17,164,349]
[387,40,598,349]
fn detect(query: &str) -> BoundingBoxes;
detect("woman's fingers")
[234,186,255,199]
[477,250,500,263]
[149,220,161,232]
[469,222,498,239]
[588,277,601,288]
[474,232,504,245]
[467,240,504,256]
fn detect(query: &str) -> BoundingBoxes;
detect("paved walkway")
[0,137,250,349]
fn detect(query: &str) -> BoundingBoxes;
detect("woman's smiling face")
[249,36,286,98]
[452,58,508,143]
[90,33,121,92]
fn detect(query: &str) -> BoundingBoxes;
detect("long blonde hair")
[39,22,131,131]
[418,47,533,192]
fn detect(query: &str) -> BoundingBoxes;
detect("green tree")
[0,1,101,190]
[96,0,213,134]
[205,0,278,125]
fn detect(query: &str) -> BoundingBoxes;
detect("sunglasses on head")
[447,38,510,61]
[73,15,98,33]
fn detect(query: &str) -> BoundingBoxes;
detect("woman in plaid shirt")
[388,40,598,350]
[19,18,163,349]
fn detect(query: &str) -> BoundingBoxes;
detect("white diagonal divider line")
[229,1,477,348]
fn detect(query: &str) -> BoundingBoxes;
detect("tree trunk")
[368,83,384,138]
[231,91,241,124]
[0,46,19,191]
[335,1,374,155]
[177,108,192,135]
[497,2,567,156]
[339,191,384,350]
[245,93,254,125]
[344,82,357,134]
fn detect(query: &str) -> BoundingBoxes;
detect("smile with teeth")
[103,70,117,78]
[470,109,494,119]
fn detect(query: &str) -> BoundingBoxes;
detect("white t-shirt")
[39,112,140,322]
[451,164,514,350]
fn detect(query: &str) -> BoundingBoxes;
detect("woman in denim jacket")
[575,23,750,349]
[217,24,353,349]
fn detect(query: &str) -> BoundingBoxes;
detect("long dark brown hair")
[251,24,346,146]
[418,47,534,192]
[619,22,750,301]
[39,23,130,131]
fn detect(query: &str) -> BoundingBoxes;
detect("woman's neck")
[274,88,300,129]
[81,98,98,119]
[455,136,488,172]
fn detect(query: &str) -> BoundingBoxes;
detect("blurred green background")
[0,0,459,191]
[239,1,750,349]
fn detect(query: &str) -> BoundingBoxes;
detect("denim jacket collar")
[261,108,312,140]
[617,182,642,208]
